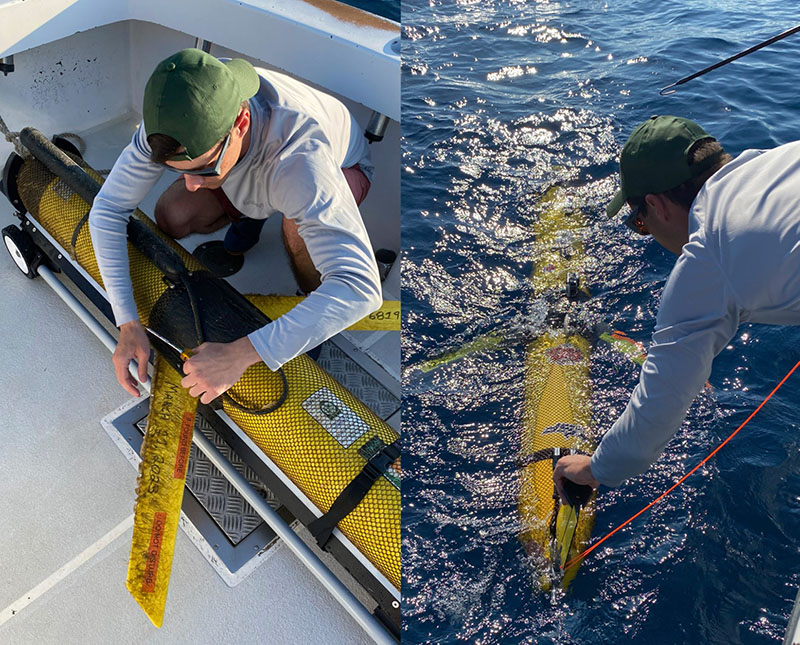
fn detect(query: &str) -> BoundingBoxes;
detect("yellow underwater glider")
[411,187,657,590]
[3,129,400,629]
[517,187,596,590]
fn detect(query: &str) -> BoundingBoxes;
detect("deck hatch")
[104,398,289,585]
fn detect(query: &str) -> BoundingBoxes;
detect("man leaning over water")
[88,49,382,403]
[553,115,800,498]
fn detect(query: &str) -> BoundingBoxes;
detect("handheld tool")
[144,326,193,361]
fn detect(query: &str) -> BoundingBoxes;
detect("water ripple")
[402,1,800,643]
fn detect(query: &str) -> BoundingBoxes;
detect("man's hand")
[553,454,600,506]
[180,337,261,404]
[114,320,151,396]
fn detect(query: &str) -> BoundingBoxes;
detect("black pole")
[660,23,800,95]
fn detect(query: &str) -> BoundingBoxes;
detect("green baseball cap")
[143,49,260,162]
[607,115,719,217]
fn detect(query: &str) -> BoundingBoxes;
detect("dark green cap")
[607,115,718,217]
[143,49,260,162]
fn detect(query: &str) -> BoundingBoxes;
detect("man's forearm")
[88,123,164,326]
[248,273,381,370]
[590,335,718,487]
[89,195,139,326]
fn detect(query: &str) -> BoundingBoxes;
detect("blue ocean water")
[402,2,800,644]
[342,0,399,22]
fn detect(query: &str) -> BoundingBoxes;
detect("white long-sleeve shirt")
[591,140,800,487]
[88,66,382,370]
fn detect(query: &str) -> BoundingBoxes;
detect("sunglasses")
[164,133,231,177]
[624,203,650,236]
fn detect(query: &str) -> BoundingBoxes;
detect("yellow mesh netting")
[518,188,596,589]
[17,154,400,590]
[227,355,400,588]
[518,333,594,588]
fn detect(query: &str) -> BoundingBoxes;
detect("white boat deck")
[0,221,375,643]
[0,5,398,643]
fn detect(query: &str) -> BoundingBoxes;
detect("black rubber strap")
[60,146,90,262]
[515,447,589,469]
[515,447,556,468]
[179,272,289,415]
[69,211,90,261]
[222,370,289,415]
[549,495,560,541]
[309,439,401,549]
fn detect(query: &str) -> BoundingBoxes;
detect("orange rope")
[562,358,800,572]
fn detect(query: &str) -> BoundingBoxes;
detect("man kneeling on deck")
[554,115,800,497]
[88,49,382,402]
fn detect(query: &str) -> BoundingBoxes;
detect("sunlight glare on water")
[402,1,800,643]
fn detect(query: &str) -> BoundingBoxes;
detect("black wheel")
[1,152,26,214]
[2,225,42,278]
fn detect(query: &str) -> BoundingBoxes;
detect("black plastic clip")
[565,273,580,300]
[562,477,593,508]
[553,447,593,508]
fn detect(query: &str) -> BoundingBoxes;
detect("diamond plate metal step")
[134,412,277,546]
[101,337,398,595]
[103,398,293,586]
[318,337,400,434]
